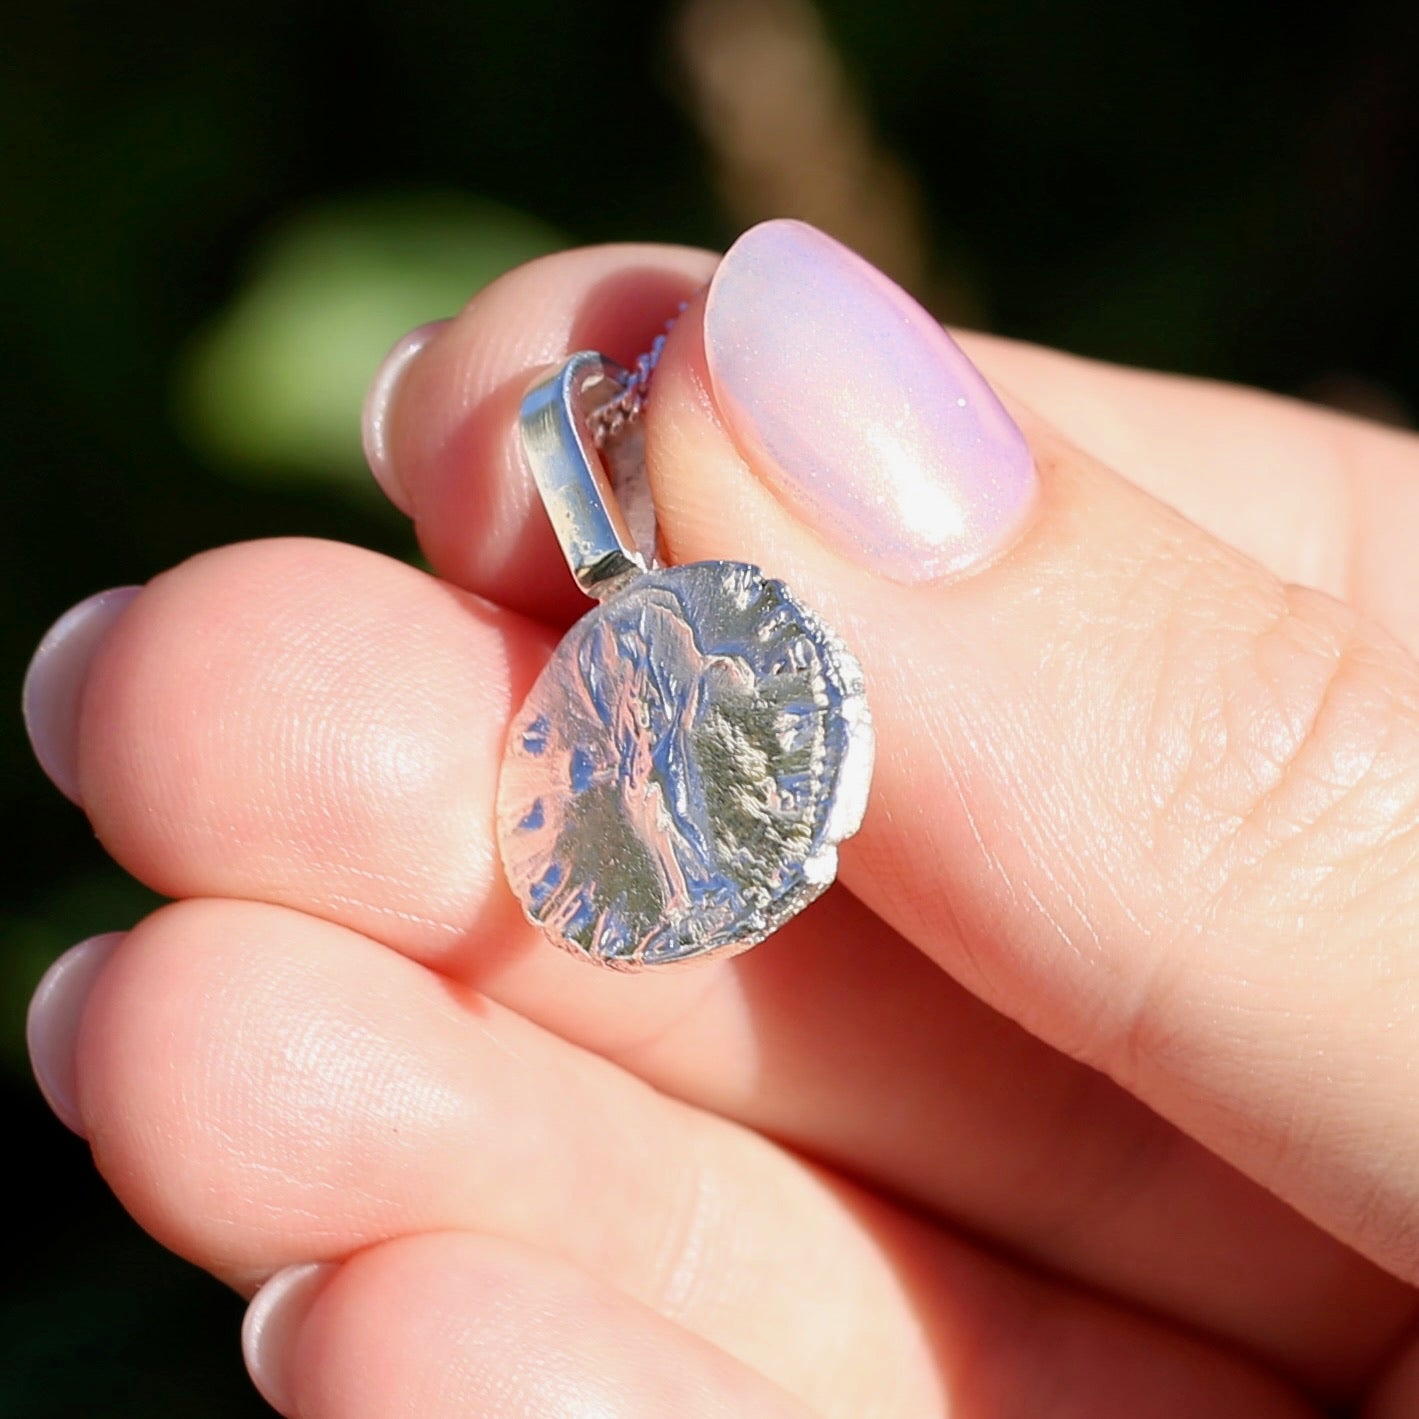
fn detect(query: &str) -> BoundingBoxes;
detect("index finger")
[376,243,1419,648]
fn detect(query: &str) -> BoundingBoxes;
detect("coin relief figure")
[497,561,873,968]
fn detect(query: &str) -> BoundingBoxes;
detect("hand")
[24,219,1419,1417]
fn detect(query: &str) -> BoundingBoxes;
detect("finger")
[376,244,716,622]
[378,247,1419,648]
[245,1238,814,1419]
[64,536,1410,1392]
[387,222,1419,1279]
[74,901,1319,1419]
[77,898,918,1415]
[1370,1334,1419,1418]
[247,1232,1319,1419]
[956,331,1419,651]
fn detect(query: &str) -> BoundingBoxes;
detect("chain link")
[587,301,689,448]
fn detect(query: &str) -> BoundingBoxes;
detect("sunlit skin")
[25,236,1419,1417]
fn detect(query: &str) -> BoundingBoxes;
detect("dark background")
[5,0,1418,1412]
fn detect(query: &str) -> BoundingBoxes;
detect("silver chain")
[588,301,688,448]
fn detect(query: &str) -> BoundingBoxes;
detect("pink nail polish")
[23,587,142,804]
[704,220,1038,583]
[27,933,124,1135]
[243,1262,336,1416]
[362,319,451,514]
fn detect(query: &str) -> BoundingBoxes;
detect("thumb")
[644,221,1419,1284]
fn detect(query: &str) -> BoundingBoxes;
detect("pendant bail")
[519,352,658,600]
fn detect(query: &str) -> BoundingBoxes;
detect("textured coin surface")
[497,561,873,968]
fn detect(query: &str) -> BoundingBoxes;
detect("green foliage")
[180,195,563,484]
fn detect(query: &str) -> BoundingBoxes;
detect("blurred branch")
[673,0,948,310]
[1302,372,1412,427]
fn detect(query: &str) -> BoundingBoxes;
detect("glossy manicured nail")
[362,319,451,514]
[243,1262,337,1416]
[27,933,125,1135]
[24,587,142,804]
[704,219,1038,583]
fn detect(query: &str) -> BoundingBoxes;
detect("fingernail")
[27,932,125,1135]
[243,1262,337,1416]
[704,219,1038,584]
[24,587,142,804]
[362,319,451,514]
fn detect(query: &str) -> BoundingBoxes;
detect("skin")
[39,241,1419,1416]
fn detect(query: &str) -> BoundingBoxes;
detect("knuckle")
[1105,581,1419,1087]
[1152,582,1419,925]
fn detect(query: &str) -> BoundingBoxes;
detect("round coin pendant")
[496,352,874,969]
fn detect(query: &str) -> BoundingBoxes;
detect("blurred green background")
[5,0,1417,1411]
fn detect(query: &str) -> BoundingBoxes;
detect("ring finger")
[65,897,1317,1418]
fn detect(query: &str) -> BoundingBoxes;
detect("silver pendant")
[496,352,874,969]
